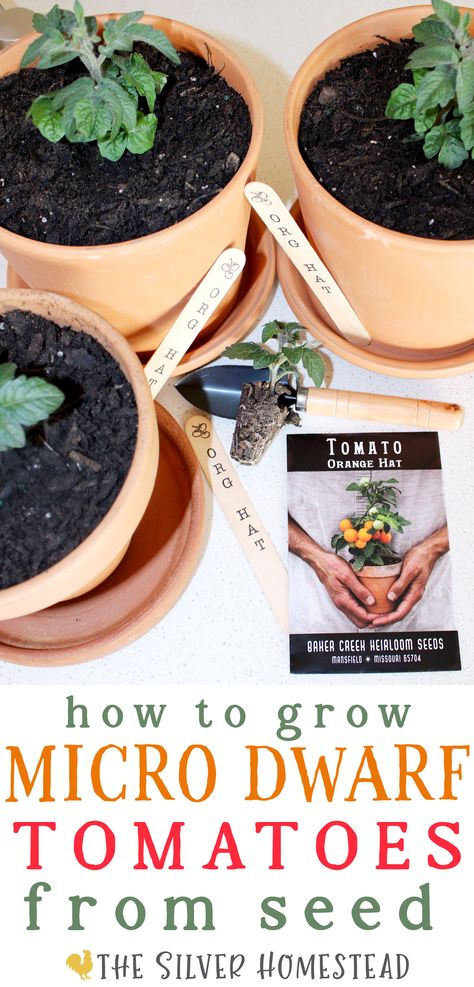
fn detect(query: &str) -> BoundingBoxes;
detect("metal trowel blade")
[176,364,273,420]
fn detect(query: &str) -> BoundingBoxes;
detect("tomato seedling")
[21,1,180,161]
[386,0,474,169]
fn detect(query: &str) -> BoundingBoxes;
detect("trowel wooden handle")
[305,388,464,431]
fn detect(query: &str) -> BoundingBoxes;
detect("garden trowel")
[176,364,464,431]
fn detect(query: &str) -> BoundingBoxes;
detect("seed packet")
[287,431,461,673]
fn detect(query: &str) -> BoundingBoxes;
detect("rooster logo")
[66,950,93,980]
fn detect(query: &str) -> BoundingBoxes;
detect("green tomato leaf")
[21,35,52,69]
[282,345,305,364]
[431,0,461,31]
[252,351,279,370]
[0,374,64,428]
[152,70,167,95]
[31,28,72,61]
[115,73,137,102]
[73,0,85,25]
[62,130,90,145]
[123,52,159,112]
[460,108,474,149]
[445,117,461,135]
[111,10,144,30]
[102,11,144,52]
[439,133,469,167]
[101,77,138,131]
[0,363,16,385]
[29,96,65,142]
[301,347,325,387]
[104,58,120,79]
[32,7,62,36]
[415,64,456,112]
[60,8,81,34]
[261,320,281,343]
[223,342,263,361]
[125,110,157,154]
[38,48,78,69]
[129,23,180,65]
[52,77,94,110]
[413,68,428,87]
[456,60,474,114]
[45,5,61,26]
[412,15,454,44]
[32,11,52,33]
[98,129,127,161]
[407,42,459,70]
[73,97,96,137]
[414,107,438,133]
[91,102,114,140]
[84,15,98,37]
[386,82,417,120]
[29,29,77,70]
[0,413,26,452]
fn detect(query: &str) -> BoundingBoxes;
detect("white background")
[0,0,472,685]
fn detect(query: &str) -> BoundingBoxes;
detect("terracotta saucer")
[277,202,474,380]
[7,212,276,366]
[0,404,205,666]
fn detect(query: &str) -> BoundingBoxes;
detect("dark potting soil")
[299,38,474,240]
[0,46,251,246]
[0,310,137,589]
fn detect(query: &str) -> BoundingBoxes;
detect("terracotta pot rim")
[284,4,474,250]
[0,288,158,616]
[359,561,403,578]
[0,12,264,256]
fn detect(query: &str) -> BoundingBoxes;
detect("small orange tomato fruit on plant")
[343,528,358,543]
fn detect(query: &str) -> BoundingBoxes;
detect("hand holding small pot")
[314,550,376,629]
[289,517,375,629]
[369,526,449,628]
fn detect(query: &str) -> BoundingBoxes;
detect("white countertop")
[0,0,472,685]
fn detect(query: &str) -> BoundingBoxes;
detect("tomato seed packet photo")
[287,431,461,674]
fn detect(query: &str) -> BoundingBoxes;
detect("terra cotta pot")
[0,15,263,341]
[284,6,474,357]
[0,288,159,620]
[357,562,403,615]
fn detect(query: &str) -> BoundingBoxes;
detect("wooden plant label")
[144,248,246,399]
[185,413,288,633]
[245,181,371,348]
